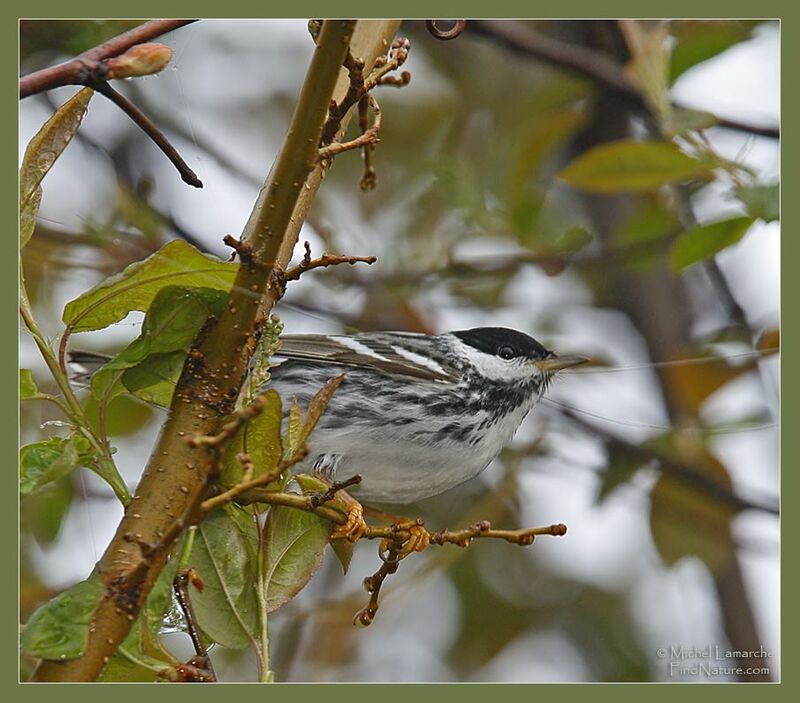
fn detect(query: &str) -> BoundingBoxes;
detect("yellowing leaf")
[20,88,93,248]
[559,140,714,193]
[62,240,238,333]
[757,328,780,354]
[671,216,754,271]
[20,185,42,249]
[663,348,756,417]
[650,442,736,575]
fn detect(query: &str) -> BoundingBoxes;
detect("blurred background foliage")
[20,19,779,682]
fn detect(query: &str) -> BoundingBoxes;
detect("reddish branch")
[19,20,197,97]
[92,81,202,187]
[425,20,467,41]
[172,568,216,682]
[20,20,202,187]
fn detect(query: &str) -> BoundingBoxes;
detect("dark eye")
[497,345,517,360]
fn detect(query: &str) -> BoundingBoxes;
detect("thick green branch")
[33,20,401,682]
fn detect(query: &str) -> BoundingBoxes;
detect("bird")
[69,327,586,506]
[269,327,587,504]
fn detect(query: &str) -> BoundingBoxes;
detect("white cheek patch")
[391,345,448,376]
[452,338,543,383]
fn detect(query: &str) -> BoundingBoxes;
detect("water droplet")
[40,420,69,429]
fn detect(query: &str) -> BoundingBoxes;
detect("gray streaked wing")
[276,333,460,384]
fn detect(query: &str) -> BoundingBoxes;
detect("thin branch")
[21,20,202,187]
[19,20,197,97]
[318,94,382,161]
[172,569,217,682]
[92,81,202,187]
[320,37,409,148]
[283,240,377,281]
[358,95,378,189]
[186,395,268,449]
[237,486,567,545]
[469,20,779,140]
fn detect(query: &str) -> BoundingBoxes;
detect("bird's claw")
[380,519,430,560]
[332,499,367,543]
[396,523,430,558]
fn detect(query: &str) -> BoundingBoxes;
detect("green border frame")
[5,2,790,700]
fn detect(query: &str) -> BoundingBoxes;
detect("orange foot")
[398,522,430,558]
[381,520,430,559]
[331,494,367,543]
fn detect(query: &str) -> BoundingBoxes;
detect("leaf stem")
[20,273,131,503]
[254,510,273,682]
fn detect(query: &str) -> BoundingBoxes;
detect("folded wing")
[276,333,460,384]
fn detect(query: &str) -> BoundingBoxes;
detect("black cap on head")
[452,327,551,361]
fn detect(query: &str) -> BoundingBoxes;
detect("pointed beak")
[533,355,590,372]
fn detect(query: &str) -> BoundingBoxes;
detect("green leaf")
[301,375,344,445]
[559,140,714,193]
[90,285,229,406]
[285,399,304,460]
[20,88,93,249]
[62,239,238,333]
[734,183,779,223]
[596,445,649,505]
[23,478,74,545]
[293,473,330,494]
[84,394,153,437]
[20,369,38,399]
[283,376,343,462]
[666,107,719,136]
[121,352,187,408]
[21,573,104,660]
[188,505,259,649]
[330,539,355,575]
[97,626,174,682]
[20,434,95,496]
[20,434,129,505]
[221,390,283,489]
[624,23,671,121]
[262,506,331,613]
[671,216,754,271]
[552,225,592,254]
[669,21,752,84]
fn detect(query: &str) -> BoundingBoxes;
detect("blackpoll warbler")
[71,327,586,504]
[271,327,586,503]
